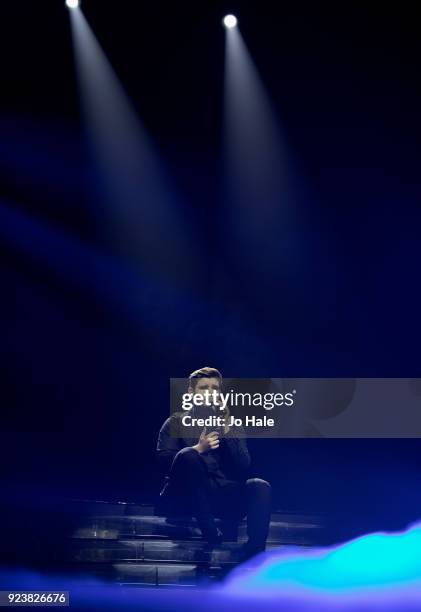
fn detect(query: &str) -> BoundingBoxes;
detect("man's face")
[189,377,221,401]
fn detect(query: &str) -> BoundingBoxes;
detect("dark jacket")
[156,412,251,487]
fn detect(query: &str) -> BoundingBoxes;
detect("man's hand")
[192,428,220,454]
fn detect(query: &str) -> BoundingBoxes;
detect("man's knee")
[173,447,203,469]
[246,478,271,498]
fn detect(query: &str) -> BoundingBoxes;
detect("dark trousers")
[161,447,271,549]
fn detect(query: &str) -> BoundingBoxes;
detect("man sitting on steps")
[156,366,271,559]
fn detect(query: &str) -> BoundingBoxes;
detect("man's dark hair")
[188,367,222,390]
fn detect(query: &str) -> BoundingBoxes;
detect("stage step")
[1,496,332,588]
[63,499,325,587]
[70,514,324,546]
[69,538,303,565]
[67,499,322,525]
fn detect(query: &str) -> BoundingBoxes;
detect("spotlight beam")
[223,17,299,285]
[68,9,197,284]
[224,26,289,225]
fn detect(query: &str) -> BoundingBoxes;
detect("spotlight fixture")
[66,0,80,9]
[223,14,238,29]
